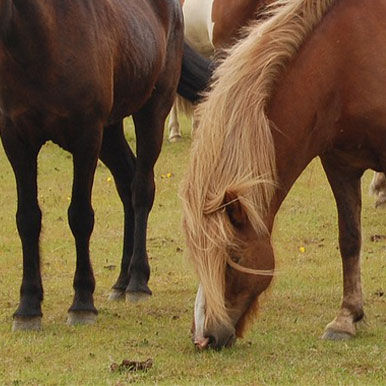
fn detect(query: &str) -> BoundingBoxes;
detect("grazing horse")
[182,0,386,349]
[0,0,206,331]
[168,0,270,142]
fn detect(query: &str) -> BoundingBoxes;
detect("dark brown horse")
[182,0,386,349]
[0,0,206,331]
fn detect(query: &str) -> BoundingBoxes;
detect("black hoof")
[322,328,353,341]
[12,316,42,332]
[108,288,126,301]
[67,311,97,326]
[125,291,152,303]
[169,134,182,143]
[125,280,152,303]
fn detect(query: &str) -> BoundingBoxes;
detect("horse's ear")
[224,191,247,228]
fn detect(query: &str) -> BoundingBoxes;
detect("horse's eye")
[230,254,240,264]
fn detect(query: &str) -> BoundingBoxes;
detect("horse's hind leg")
[98,122,136,301]
[369,172,386,208]
[321,155,364,340]
[126,93,174,302]
[67,129,102,325]
[168,102,182,142]
[1,126,43,331]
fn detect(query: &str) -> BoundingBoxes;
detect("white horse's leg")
[168,102,182,142]
[191,111,200,138]
[369,172,386,208]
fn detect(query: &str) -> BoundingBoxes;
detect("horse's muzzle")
[194,325,236,350]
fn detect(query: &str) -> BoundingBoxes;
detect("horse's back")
[211,0,268,47]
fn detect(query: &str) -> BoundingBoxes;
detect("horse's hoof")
[67,311,97,326]
[322,328,353,341]
[169,134,182,143]
[125,291,152,303]
[126,280,152,303]
[12,316,42,332]
[108,289,126,301]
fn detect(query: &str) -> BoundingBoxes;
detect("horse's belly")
[183,0,214,57]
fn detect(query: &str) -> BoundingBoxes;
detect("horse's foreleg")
[1,127,43,331]
[67,130,102,325]
[167,102,182,142]
[321,155,364,340]
[98,122,136,301]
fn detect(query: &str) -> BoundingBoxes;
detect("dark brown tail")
[177,41,214,103]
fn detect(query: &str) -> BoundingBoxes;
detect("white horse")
[168,0,268,142]
[370,172,386,207]
[168,0,215,142]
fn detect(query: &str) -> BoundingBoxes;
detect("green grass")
[0,117,385,385]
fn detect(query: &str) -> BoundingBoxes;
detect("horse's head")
[181,7,279,348]
[183,187,275,350]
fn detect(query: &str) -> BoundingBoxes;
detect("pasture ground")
[0,117,385,385]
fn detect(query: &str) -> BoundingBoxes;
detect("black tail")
[177,41,214,103]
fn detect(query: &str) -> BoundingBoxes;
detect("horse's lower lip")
[225,334,236,348]
[194,336,210,350]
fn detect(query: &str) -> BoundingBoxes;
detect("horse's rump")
[1,0,183,132]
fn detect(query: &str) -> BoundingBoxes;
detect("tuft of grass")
[0,116,385,385]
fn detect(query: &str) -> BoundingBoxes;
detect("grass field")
[0,117,385,385]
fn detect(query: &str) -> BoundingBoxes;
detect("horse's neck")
[267,49,338,218]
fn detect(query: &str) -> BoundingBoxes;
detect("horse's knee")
[132,174,155,210]
[16,206,42,240]
[68,202,94,239]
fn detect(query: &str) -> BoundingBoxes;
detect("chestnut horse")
[182,0,386,349]
[0,0,208,331]
[168,0,270,142]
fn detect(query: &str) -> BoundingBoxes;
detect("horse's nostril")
[194,336,210,350]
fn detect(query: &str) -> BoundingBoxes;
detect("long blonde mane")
[181,0,335,328]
